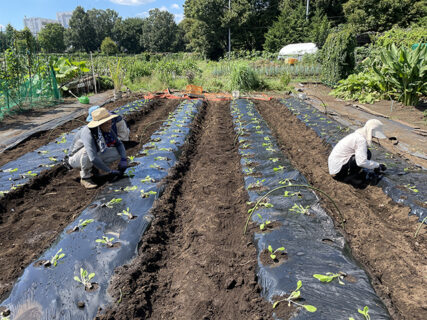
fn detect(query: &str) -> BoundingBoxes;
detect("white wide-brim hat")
[87,107,118,128]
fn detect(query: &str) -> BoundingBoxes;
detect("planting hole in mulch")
[260,249,288,266]
[248,221,282,234]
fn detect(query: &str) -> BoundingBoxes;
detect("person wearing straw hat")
[67,107,128,189]
[87,105,130,142]
[328,119,387,187]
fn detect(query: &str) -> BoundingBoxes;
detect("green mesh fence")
[0,53,60,121]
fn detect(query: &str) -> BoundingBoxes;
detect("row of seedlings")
[0,99,151,198]
[0,99,203,320]
[281,97,426,221]
[230,99,390,320]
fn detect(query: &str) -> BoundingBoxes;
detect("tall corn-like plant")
[109,58,125,99]
[373,44,427,106]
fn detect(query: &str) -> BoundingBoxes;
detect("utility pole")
[228,0,231,59]
[306,0,310,20]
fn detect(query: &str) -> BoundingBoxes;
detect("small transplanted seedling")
[73,219,94,232]
[141,175,155,183]
[349,306,371,320]
[63,149,68,154]
[159,147,172,152]
[269,157,279,163]
[289,203,310,215]
[127,155,135,163]
[243,168,254,175]
[283,191,302,198]
[125,167,136,177]
[273,165,285,172]
[38,150,49,155]
[150,163,161,169]
[248,179,265,189]
[313,272,346,285]
[44,248,65,267]
[141,190,157,198]
[56,134,67,144]
[268,245,286,260]
[22,171,37,177]
[155,156,168,161]
[118,207,134,219]
[115,185,138,192]
[405,184,419,193]
[272,280,317,312]
[74,268,96,290]
[3,168,18,173]
[104,198,122,208]
[49,157,58,162]
[257,214,271,230]
[96,236,115,247]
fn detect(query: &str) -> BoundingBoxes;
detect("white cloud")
[136,11,149,17]
[171,4,180,10]
[110,0,155,6]
[174,13,184,23]
[0,24,5,30]
[158,6,168,11]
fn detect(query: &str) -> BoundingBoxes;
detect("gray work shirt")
[70,126,126,173]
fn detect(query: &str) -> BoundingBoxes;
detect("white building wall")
[56,12,72,29]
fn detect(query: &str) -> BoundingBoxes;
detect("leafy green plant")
[405,184,419,193]
[141,190,157,198]
[141,175,155,183]
[105,198,123,208]
[248,179,265,189]
[124,167,135,177]
[74,268,95,290]
[268,245,286,260]
[414,216,427,238]
[109,58,125,96]
[77,219,94,230]
[357,306,371,320]
[372,44,427,106]
[256,213,271,231]
[272,280,317,312]
[231,63,263,91]
[3,168,18,173]
[273,165,285,172]
[118,207,134,219]
[56,134,67,144]
[22,171,37,177]
[96,236,115,247]
[313,272,345,285]
[127,155,135,163]
[289,203,310,215]
[50,248,65,267]
[49,157,57,162]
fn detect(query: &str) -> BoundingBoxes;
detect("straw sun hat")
[87,107,118,128]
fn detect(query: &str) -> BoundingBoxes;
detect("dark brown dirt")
[0,98,180,301]
[0,92,147,167]
[95,101,273,320]
[255,99,427,320]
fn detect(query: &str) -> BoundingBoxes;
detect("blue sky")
[0,0,185,30]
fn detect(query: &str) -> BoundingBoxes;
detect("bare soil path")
[0,99,180,301]
[96,101,272,320]
[256,99,427,320]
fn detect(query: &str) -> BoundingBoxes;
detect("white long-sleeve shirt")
[328,131,380,175]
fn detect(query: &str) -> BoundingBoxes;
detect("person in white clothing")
[328,119,387,186]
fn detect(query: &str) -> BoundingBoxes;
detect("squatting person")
[66,107,128,189]
[87,105,130,142]
[328,119,387,186]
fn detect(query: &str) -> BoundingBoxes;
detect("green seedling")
[264,136,270,141]
[241,143,251,149]
[38,150,49,154]
[256,130,264,135]
[141,175,155,183]
[115,185,138,192]
[159,147,172,151]
[265,146,276,152]
[77,219,94,230]
[141,190,157,198]
[22,171,37,177]
[74,268,95,290]
[1,315,10,320]
[105,198,123,208]
[257,214,271,230]
[155,156,168,161]
[414,216,427,238]
[170,139,176,144]
[313,272,345,285]
[269,158,279,163]
[56,134,67,144]
[3,168,18,173]
[96,236,115,247]
[118,207,134,219]
[357,306,370,320]
[262,142,272,147]
[125,167,136,177]
[243,168,254,175]
[273,165,285,172]
[289,203,310,215]
[49,248,65,267]
[272,280,317,312]
[405,184,419,193]
[283,191,302,198]
[150,163,161,169]
[127,155,135,163]
[248,179,265,189]
[268,245,286,260]
[49,157,58,162]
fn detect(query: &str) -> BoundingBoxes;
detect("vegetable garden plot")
[281,98,426,221]
[230,99,389,319]
[0,100,202,320]
[0,99,150,198]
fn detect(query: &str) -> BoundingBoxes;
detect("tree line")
[0,0,424,59]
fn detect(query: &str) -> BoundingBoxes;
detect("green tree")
[66,6,97,52]
[140,9,178,52]
[263,0,309,52]
[15,27,38,54]
[38,23,66,53]
[5,24,16,49]
[87,8,119,50]
[343,0,425,32]
[313,0,346,26]
[113,17,144,53]
[309,7,331,48]
[101,36,118,55]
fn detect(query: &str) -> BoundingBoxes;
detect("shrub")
[100,37,118,55]
[321,27,356,86]
[98,76,113,90]
[374,26,427,49]
[330,72,383,103]
[231,64,263,91]
[280,72,291,88]
[127,60,153,82]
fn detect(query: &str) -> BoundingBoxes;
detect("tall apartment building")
[23,12,73,35]
[56,12,72,29]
